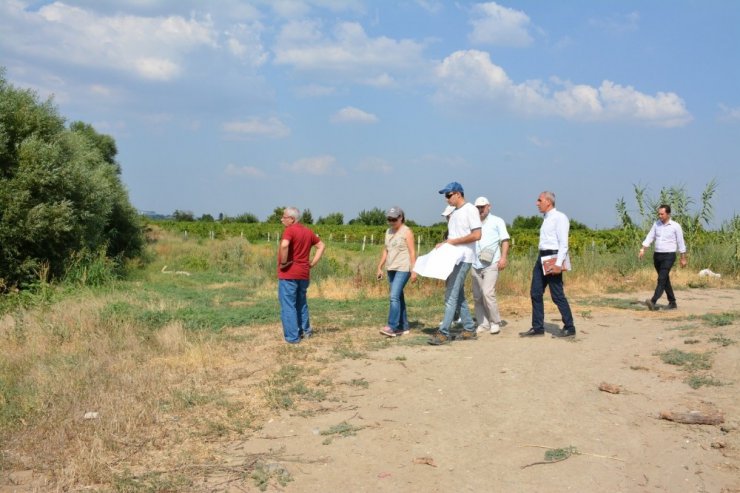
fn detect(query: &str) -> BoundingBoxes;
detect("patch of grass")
[170,388,220,409]
[320,421,364,444]
[544,446,578,462]
[394,355,407,361]
[579,297,637,310]
[251,461,293,492]
[683,339,700,344]
[261,364,325,410]
[667,323,700,332]
[708,335,736,347]
[349,378,369,388]
[685,375,726,389]
[698,312,738,327]
[111,470,193,492]
[657,348,712,371]
[332,341,366,360]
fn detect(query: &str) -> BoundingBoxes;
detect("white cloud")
[718,104,740,122]
[295,84,336,97]
[588,11,640,33]
[0,2,237,81]
[357,157,392,174]
[222,117,291,139]
[273,20,428,83]
[224,22,269,66]
[415,0,443,14]
[469,2,534,47]
[434,50,692,127]
[282,155,345,175]
[225,164,266,177]
[330,106,379,124]
[528,136,550,148]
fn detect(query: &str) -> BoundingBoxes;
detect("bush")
[0,70,143,289]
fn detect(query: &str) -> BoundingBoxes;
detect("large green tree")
[0,70,143,288]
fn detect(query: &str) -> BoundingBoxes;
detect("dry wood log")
[598,382,622,394]
[659,410,724,425]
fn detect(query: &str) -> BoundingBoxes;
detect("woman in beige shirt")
[376,206,416,337]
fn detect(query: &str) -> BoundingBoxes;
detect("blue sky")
[2,0,738,228]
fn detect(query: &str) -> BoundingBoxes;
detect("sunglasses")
[387,217,400,222]
[445,192,456,199]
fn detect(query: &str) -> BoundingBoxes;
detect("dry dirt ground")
[3,288,739,492]
[211,288,740,493]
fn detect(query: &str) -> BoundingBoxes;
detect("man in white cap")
[471,197,510,335]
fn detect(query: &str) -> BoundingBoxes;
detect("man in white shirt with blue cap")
[428,181,482,345]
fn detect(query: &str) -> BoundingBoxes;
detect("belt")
[539,249,558,256]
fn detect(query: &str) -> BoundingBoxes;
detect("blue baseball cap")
[438,181,464,194]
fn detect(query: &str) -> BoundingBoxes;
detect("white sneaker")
[490,324,501,335]
[476,325,488,334]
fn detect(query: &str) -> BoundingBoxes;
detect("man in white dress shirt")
[520,191,576,339]
[639,204,687,310]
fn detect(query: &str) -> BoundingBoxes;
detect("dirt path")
[213,289,739,492]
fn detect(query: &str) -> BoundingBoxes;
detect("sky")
[2,0,739,228]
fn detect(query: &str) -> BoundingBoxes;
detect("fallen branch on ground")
[659,410,724,425]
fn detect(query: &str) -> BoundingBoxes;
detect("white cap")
[441,205,455,217]
[474,196,490,206]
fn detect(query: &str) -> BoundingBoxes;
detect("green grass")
[685,375,726,389]
[320,421,364,444]
[579,297,639,310]
[709,335,736,347]
[657,349,712,371]
[701,312,738,327]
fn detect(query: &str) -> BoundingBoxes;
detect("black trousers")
[651,252,676,304]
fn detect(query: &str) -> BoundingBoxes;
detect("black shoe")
[667,302,677,310]
[519,328,545,337]
[552,329,576,338]
[645,299,657,311]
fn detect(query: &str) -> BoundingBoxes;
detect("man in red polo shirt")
[278,207,325,343]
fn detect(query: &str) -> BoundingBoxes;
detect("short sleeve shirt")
[447,202,482,264]
[278,223,321,280]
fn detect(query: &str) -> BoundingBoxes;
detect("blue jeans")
[387,270,410,331]
[278,279,311,343]
[530,257,575,331]
[439,262,475,337]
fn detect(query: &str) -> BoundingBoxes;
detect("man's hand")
[497,258,508,271]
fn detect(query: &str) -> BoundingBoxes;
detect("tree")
[70,121,120,173]
[511,215,543,229]
[265,207,285,223]
[199,213,214,222]
[350,207,386,225]
[232,212,259,223]
[317,212,344,225]
[300,208,313,224]
[0,69,143,288]
[172,210,195,221]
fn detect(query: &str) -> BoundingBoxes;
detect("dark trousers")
[651,252,676,304]
[531,257,575,331]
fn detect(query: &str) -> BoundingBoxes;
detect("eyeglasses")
[387,217,399,222]
[476,206,486,211]
[445,192,456,199]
